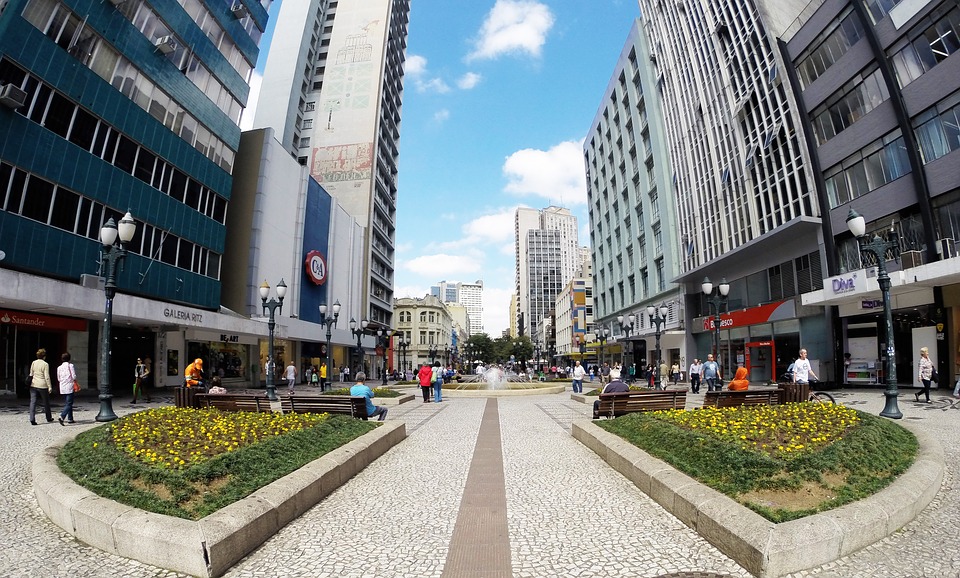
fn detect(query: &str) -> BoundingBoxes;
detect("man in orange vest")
[184,358,204,388]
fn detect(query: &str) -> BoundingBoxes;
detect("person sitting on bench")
[592,371,630,418]
[349,372,388,421]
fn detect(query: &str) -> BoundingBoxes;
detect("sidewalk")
[1,387,958,577]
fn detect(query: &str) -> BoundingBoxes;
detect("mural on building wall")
[311,142,373,184]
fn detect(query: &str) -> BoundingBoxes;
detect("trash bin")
[175,387,201,408]
[777,381,810,404]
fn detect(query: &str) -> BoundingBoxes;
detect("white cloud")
[419,77,451,94]
[405,54,428,76]
[461,207,517,245]
[239,70,263,131]
[433,109,451,123]
[457,72,482,90]
[482,286,516,335]
[502,140,587,205]
[393,284,433,299]
[468,0,554,61]
[402,253,484,277]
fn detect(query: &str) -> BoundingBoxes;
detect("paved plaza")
[2,386,960,577]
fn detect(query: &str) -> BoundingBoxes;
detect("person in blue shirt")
[349,372,388,421]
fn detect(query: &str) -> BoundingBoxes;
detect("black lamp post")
[464,343,475,367]
[350,317,369,374]
[443,345,451,366]
[618,313,637,366]
[259,278,287,401]
[847,209,902,419]
[646,304,669,390]
[702,277,730,367]
[378,328,391,386]
[428,343,438,363]
[319,300,341,392]
[96,211,136,422]
[397,337,410,374]
[533,341,542,372]
[594,327,610,367]
[576,334,586,361]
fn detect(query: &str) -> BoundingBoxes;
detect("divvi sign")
[830,272,858,295]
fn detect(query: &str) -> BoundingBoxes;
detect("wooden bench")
[281,395,369,419]
[593,389,687,419]
[702,389,779,408]
[194,393,271,412]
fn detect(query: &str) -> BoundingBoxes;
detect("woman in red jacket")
[416,363,433,403]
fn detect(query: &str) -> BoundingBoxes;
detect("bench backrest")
[703,389,778,408]
[284,395,369,419]
[195,393,268,412]
[596,390,687,417]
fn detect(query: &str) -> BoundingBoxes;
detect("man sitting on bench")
[349,372,388,421]
[593,368,630,418]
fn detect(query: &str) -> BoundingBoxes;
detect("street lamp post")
[533,342,542,373]
[319,300,341,392]
[646,304,669,390]
[576,335,587,366]
[444,346,451,366]
[702,277,731,367]
[259,278,288,401]
[618,313,637,367]
[397,337,410,374]
[428,344,438,363]
[594,327,610,367]
[464,343,474,367]
[349,318,369,375]
[96,212,136,422]
[378,328,391,386]
[847,209,903,419]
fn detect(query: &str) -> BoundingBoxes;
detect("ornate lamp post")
[646,304,669,390]
[319,300,341,392]
[576,334,586,362]
[702,277,730,366]
[533,341,542,373]
[259,278,288,401]
[444,345,451,366]
[464,343,475,367]
[594,327,610,367]
[378,328,391,386]
[618,313,637,366]
[397,337,410,374]
[96,212,136,422]
[847,209,902,419]
[349,317,369,375]
[428,343,438,363]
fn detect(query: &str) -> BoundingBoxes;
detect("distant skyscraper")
[431,279,483,336]
[515,206,578,337]
[254,0,410,327]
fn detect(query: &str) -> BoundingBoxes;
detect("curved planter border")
[572,419,942,578]
[33,420,406,578]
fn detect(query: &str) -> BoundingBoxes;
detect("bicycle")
[804,378,835,404]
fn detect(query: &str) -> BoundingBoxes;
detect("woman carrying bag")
[28,348,53,425]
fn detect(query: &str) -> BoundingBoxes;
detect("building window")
[914,92,960,163]
[795,8,864,88]
[890,7,960,87]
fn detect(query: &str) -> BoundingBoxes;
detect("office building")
[253,0,410,329]
[514,206,578,338]
[0,0,267,391]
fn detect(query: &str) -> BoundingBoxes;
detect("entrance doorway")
[745,341,776,383]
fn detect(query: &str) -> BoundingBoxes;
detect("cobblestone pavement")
[1,387,959,577]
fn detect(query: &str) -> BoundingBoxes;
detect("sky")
[247,0,643,336]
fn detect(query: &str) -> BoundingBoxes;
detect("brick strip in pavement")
[442,398,512,578]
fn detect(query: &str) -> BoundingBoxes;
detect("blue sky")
[250,0,642,335]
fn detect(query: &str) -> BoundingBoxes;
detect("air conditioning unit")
[230,1,248,18]
[0,84,27,109]
[154,35,177,55]
[80,274,105,291]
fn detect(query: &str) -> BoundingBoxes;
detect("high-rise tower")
[515,206,578,338]
[255,0,409,327]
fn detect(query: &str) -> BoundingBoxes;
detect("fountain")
[446,364,565,396]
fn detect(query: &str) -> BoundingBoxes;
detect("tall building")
[514,206,578,337]
[0,0,267,390]
[585,18,687,369]
[430,279,482,336]
[781,0,960,384]
[254,0,410,328]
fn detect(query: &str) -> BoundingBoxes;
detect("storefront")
[184,328,260,388]
[1,309,88,397]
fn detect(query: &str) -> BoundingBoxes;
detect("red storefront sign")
[702,300,790,331]
[0,310,88,331]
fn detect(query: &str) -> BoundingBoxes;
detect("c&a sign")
[304,250,328,285]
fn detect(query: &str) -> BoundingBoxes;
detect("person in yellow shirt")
[319,362,328,391]
[184,358,204,388]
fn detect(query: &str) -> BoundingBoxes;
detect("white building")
[431,279,482,336]
[254,0,410,328]
[515,206,579,338]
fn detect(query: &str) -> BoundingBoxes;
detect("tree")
[464,334,495,365]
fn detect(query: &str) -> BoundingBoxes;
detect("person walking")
[916,346,934,403]
[688,358,703,394]
[659,361,669,389]
[349,372,387,421]
[671,362,681,384]
[56,352,78,425]
[132,357,151,403]
[792,349,818,384]
[431,360,444,403]
[417,363,433,403]
[571,360,586,394]
[319,362,328,391]
[28,348,53,426]
[701,354,722,392]
[284,360,297,394]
